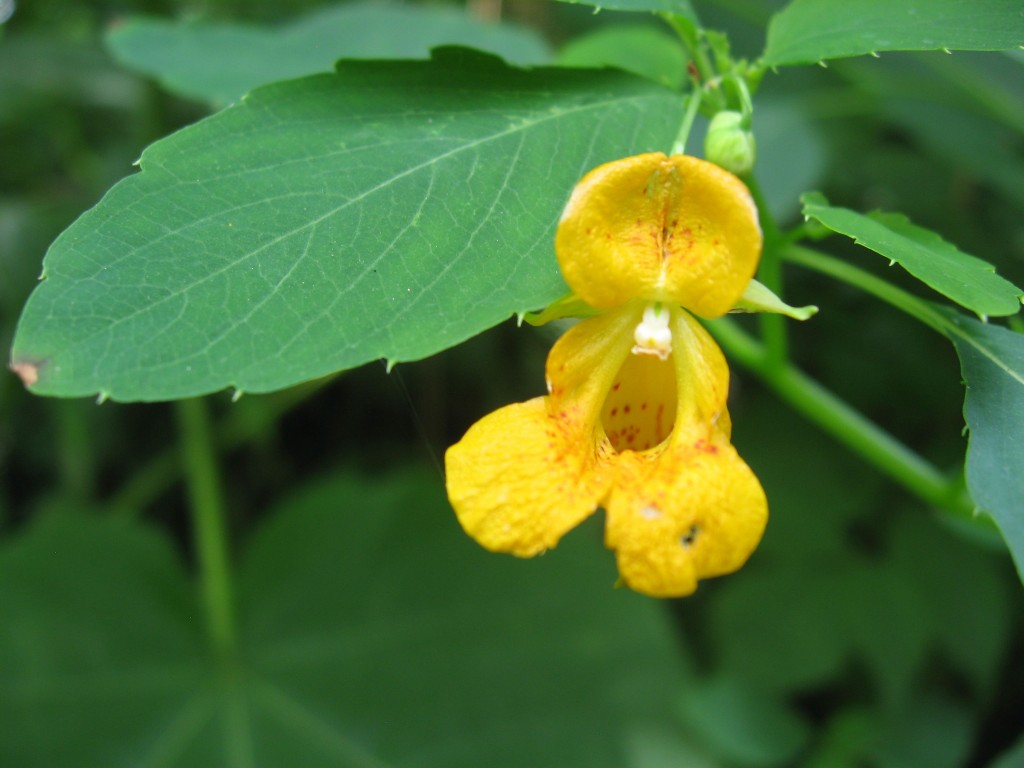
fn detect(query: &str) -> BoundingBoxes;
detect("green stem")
[782,244,947,333]
[662,13,716,85]
[176,398,236,659]
[671,88,704,156]
[708,317,973,518]
[56,400,96,502]
[746,175,788,369]
[112,378,331,515]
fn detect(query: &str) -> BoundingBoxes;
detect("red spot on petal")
[623,405,631,414]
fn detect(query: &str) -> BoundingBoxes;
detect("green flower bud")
[704,111,756,176]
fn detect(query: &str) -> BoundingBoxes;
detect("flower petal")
[544,302,638,410]
[603,310,767,597]
[446,306,637,559]
[445,397,609,557]
[556,153,762,317]
[669,310,733,437]
[604,443,768,598]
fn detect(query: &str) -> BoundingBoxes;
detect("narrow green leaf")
[106,3,552,106]
[764,0,1024,66]
[802,193,1023,317]
[0,470,687,767]
[945,314,1024,584]
[10,49,684,401]
[557,25,688,90]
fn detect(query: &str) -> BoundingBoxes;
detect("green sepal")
[731,279,818,320]
[520,291,599,326]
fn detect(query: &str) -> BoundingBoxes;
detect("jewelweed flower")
[445,153,768,597]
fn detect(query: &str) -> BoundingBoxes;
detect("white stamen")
[632,304,672,360]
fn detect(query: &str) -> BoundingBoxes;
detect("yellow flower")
[445,153,768,598]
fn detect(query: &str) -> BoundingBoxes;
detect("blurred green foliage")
[2,1,1023,766]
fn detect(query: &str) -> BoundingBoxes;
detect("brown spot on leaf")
[10,360,40,388]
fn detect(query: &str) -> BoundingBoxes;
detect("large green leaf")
[945,314,1024,583]
[10,49,684,401]
[764,0,1024,66]
[557,25,688,90]
[553,0,695,17]
[749,97,825,223]
[711,396,1012,705]
[884,99,1024,210]
[106,3,551,107]
[888,513,1012,700]
[991,736,1024,768]
[0,470,688,767]
[802,193,1023,317]
[678,677,810,766]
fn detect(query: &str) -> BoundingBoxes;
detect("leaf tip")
[9,360,40,389]
[385,359,398,374]
[869,51,880,58]
[231,388,244,402]
[817,60,829,68]
[96,391,111,405]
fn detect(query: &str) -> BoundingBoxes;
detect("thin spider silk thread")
[381,360,446,483]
